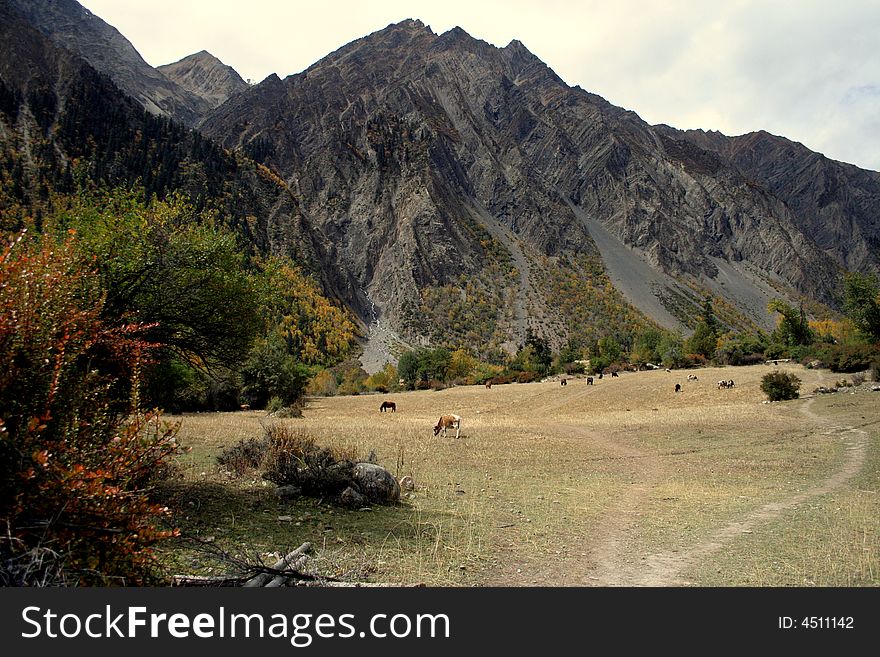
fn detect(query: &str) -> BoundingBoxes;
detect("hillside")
[6,3,880,365]
[158,50,249,111]
[200,19,870,353]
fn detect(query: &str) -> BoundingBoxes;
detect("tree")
[55,190,262,372]
[397,350,420,389]
[240,334,309,408]
[768,299,814,347]
[686,296,721,359]
[630,328,659,365]
[658,332,688,369]
[843,273,880,342]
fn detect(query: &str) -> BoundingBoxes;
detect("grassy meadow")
[155,364,880,586]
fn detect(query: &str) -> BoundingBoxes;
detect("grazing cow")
[240,403,251,411]
[611,371,619,378]
[485,379,493,389]
[687,374,698,381]
[560,378,568,386]
[665,368,672,373]
[379,400,396,413]
[433,414,461,438]
[586,377,594,385]
[674,383,682,393]
[718,380,735,389]
[728,379,735,388]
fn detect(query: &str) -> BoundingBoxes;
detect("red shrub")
[0,231,180,585]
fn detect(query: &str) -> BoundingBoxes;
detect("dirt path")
[612,396,869,586]
[489,380,869,586]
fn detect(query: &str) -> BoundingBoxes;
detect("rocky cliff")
[201,19,865,350]
[158,50,249,112]
[7,4,879,364]
[7,0,211,126]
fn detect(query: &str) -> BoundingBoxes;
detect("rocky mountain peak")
[158,50,248,111]
[7,0,211,125]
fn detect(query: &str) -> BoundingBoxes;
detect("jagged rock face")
[201,19,862,339]
[8,0,211,126]
[657,127,880,276]
[158,50,248,112]
[6,3,876,348]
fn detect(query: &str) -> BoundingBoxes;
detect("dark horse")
[380,401,396,413]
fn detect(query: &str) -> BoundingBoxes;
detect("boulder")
[274,485,302,501]
[338,486,368,509]
[353,463,400,504]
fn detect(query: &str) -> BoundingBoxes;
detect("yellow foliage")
[809,318,857,344]
[261,257,358,366]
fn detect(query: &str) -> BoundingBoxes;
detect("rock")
[338,486,368,509]
[353,463,401,504]
[274,485,302,500]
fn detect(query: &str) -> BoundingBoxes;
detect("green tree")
[658,332,687,368]
[240,334,309,408]
[843,273,880,342]
[630,328,664,366]
[686,296,721,359]
[768,299,814,347]
[397,350,420,389]
[524,330,553,373]
[55,190,261,371]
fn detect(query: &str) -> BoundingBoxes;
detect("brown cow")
[433,414,462,438]
[485,379,493,389]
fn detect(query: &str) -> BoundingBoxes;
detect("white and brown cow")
[433,414,462,439]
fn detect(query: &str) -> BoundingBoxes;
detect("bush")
[261,424,359,496]
[810,343,880,373]
[217,437,270,476]
[761,371,802,401]
[0,232,179,586]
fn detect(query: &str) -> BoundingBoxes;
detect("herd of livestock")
[375,370,736,438]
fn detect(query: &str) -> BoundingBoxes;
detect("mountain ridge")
[199,19,872,353]
[5,5,879,367]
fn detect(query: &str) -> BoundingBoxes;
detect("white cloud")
[78,0,880,170]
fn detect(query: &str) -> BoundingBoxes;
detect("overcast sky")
[77,0,880,171]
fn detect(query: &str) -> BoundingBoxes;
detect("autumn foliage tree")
[0,231,179,585]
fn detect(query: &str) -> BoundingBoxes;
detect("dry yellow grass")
[157,364,880,586]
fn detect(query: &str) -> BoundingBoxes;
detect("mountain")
[5,4,879,367]
[158,50,249,111]
[0,0,334,296]
[654,126,880,275]
[200,19,876,358]
[7,0,211,126]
